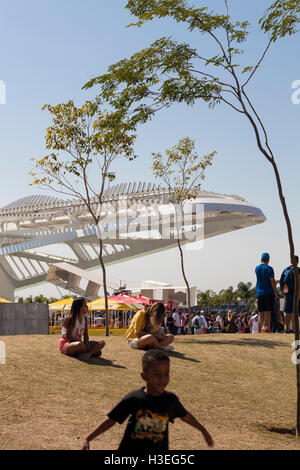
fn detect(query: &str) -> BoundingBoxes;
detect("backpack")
[194,316,200,329]
[280,266,294,294]
[285,268,295,293]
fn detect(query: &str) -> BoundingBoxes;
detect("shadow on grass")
[168,351,201,363]
[258,423,296,436]
[267,426,296,436]
[73,356,127,369]
[177,337,289,349]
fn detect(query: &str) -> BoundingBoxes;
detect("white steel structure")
[0,183,266,300]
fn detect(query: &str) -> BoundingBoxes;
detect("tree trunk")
[268,159,300,437]
[177,239,192,334]
[241,104,300,436]
[98,238,109,337]
[293,264,300,435]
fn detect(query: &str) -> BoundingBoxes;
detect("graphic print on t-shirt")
[72,317,86,341]
[74,326,85,341]
[132,409,169,443]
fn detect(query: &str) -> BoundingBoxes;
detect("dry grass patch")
[0,333,299,450]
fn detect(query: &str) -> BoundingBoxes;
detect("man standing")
[172,308,181,336]
[255,252,279,333]
[280,256,300,333]
[200,311,208,334]
[191,312,205,335]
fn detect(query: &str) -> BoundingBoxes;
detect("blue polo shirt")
[255,263,275,296]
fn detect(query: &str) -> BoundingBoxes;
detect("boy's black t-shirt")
[107,388,188,452]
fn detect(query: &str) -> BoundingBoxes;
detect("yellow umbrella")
[0,297,12,303]
[115,303,143,310]
[88,298,122,311]
[48,298,74,312]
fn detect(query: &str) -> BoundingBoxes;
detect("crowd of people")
[164,307,286,335]
[57,252,300,360]
[166,251,300,336]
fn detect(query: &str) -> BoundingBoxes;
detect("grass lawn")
[0,333,299,450]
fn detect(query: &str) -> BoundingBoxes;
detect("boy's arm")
[180,412,214,448]
[82,417,116,450]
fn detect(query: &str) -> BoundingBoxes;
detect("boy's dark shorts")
[285,294,300,314]
[257,294,274,312]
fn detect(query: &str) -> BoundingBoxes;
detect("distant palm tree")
[220,286,238,307]
[210,292,223,308]
[197,290,213,310]
[236,282,253,304]
[33,295,49,304]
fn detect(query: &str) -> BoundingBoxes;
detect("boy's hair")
[142,350,170,372]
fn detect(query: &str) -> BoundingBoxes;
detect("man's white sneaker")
[163,345,174,352]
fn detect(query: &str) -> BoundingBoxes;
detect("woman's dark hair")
[63,298,86,331]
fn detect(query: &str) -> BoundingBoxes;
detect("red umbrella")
[131,294,154,305]
[132,295,173,311]
[109,294,144,305]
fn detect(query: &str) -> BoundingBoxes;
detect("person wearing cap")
[191,311,205,334]
[255,253,279,333]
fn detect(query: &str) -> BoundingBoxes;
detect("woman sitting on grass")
[125,302,174,352]
[58,298,105,359]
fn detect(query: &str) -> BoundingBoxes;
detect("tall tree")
[33,295,49,304]
[152,137,215,332]
[220,286,238,308]
[30,101,136,336]
[236,282,253,305]
[84,0,300,433]
[197,289,213,310]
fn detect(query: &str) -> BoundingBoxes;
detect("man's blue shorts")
[285,294,300,314]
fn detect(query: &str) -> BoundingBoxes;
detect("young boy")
[82,350,214,451]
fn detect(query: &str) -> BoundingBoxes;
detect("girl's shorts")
[58,337,70,355]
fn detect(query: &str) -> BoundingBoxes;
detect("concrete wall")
[0,264,15,301]
[0,303,49,335]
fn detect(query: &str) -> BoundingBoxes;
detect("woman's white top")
[251,315,259,334]
[62,316,86,341]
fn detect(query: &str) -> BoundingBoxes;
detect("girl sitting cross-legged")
[125,302,174,352]
[58,297,105,359]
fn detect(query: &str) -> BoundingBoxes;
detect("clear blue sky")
[1,0,300,298]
